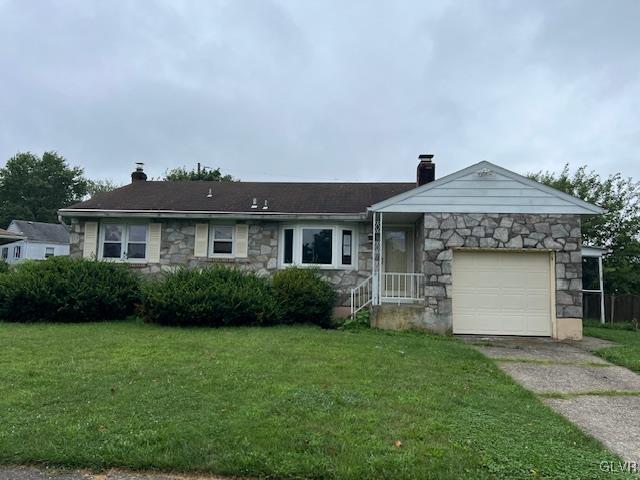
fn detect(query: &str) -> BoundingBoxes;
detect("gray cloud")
[0,0,638,185]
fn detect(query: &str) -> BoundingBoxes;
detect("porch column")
[372,211,383,305]
[598,255,605,325]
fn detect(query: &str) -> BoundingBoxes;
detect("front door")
[383,228,413,297]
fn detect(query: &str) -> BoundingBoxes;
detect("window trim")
[45,247,55,259]
[1,247,7,260]
[278,224,357,270]
[209,224,235,258]
[98,221,150,263]
[13,245,21,259]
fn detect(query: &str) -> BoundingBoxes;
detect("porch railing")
[380,272,424,303]
[350,275,373,317]
[349,273,425,317]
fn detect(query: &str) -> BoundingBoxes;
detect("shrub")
[340,308,370,330]
[140,266,280,326]
[273,267,337,328]
[0,260,8,274]
[0,257,140,322]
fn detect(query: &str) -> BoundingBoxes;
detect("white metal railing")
[350,275,373,317]
[380,273,425,302]
[350,273,425,317]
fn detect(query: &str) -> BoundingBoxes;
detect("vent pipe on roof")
[416,154,435,186]
[131,163,147,183]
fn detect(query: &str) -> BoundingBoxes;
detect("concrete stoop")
[370,303,450,335]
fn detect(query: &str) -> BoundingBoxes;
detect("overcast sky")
[1,0,638,185]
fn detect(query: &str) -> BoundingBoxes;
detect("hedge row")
[0,257,337,327]
[0,257,140,323]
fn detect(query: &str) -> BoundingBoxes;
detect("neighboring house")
[2,220,70,265]
[59,157,604,340]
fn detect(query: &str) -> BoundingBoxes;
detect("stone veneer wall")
[69,218,372,306]
[68,218,84,258]
[421,213,582,333]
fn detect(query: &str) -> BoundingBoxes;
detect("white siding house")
[2,220,70,265]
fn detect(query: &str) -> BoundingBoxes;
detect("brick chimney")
[416,154,435,186]
[131,162,147,183]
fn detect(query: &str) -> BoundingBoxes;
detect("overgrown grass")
[584,321,640,373]
[0,320,630,479]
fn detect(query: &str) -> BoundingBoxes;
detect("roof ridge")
[13,219,65,225]
[140,180,415,184]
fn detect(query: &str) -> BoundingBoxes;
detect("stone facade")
[69,218,372,307]
[69,212,584,331]
[420,212,582,333]
[69,218,84,258]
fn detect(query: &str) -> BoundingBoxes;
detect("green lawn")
[584,321,640,373]
[0,320,630,479]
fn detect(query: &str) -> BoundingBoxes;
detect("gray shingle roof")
[9,221,69,244]
[63,181,417,215]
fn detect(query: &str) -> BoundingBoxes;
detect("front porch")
[350,211,425,316]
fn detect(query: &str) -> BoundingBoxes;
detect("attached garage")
[452,250,553,336]
[369,160,606,340]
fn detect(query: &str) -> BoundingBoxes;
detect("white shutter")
[194,223,209,257]
[235,224,249,258]
[148,223,162,263]
[83,222,98,258]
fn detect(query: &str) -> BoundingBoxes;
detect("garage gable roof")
[370,161,605,215]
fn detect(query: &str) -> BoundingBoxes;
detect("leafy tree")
[528,164,640,293]
[164,165,235,182]
[0,152,87,228]
[86,179,121,198]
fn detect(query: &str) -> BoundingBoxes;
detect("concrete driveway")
[461,335,640,463]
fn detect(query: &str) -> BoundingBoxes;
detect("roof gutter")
[58,208,368,222]
[0,234,24,246]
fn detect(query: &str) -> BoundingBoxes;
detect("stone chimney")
[416,154,435,186]
[131,162,147,183]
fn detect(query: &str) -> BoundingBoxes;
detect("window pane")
[214,226,233,240]
[284,229,293,264]
[342,230,352,265]
[2,248,7,259]
[128,224,147,242]
[104,224,123,241]
[103,242,121,258]
[213,241,233,254]
[302,229,332,264]
[582,257,600,291]
[45,247,54,258]
[127,243,146,259]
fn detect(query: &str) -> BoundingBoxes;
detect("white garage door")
[452,251,552,336]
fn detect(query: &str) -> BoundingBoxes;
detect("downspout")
[598,255,605,325]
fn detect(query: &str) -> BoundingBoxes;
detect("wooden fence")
[583,292,640,323]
